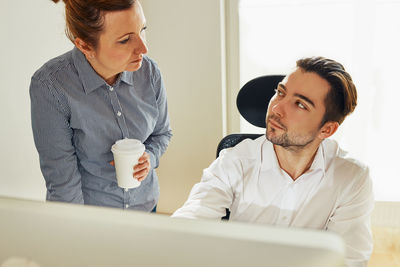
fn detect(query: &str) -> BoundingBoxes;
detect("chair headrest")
[236,75,285,128]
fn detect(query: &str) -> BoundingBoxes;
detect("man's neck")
[273,140,322,181]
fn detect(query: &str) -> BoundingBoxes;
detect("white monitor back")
[0,197,345,267]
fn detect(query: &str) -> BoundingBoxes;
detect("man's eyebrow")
[278,83,315,108]
[294,93,315,108]
[277,83,286,90]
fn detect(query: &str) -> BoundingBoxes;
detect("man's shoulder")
[323,139,370,187]
[323,139,373,208]
[219,135,266,160]
[324,139,368,170]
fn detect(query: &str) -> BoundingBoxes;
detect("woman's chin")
[125,61,142,72]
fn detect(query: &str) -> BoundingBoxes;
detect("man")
[172,57,374,267]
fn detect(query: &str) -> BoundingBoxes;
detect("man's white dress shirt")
[172,136,373,267]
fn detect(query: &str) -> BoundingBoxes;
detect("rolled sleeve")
[143,63,172,169]
[30,77,83,204]
[172,150,236,219]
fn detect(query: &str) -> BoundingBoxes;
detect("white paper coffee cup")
[111,139,145,189]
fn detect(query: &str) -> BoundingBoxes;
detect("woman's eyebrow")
[117,32,133,39]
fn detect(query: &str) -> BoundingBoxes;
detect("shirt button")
[117,111,122,116]
[125,204,129,208]
[109,87,114,91]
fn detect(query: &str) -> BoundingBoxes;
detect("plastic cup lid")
[111,139,144,154]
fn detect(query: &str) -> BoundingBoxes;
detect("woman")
[30,0,172,211]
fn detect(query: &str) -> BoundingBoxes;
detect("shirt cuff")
[146,149,157,170]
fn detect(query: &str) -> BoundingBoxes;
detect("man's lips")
[268,119,285,130]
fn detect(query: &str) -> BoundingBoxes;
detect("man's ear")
[318,121,339,140]
[74,38,95,59]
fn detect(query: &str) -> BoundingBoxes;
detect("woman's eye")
[119,37,130,44]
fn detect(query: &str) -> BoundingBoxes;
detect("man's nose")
[271,99,285,118]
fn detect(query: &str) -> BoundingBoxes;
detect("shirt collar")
[72,47,134,94]
[261,140,281,172]
[261,139,326,175]
[72,47,105,94]
[120,71,134,86]
[308,143,326,175]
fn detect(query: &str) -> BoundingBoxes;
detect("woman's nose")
[135,34,148,55]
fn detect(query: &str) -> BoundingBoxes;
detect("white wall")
[0,0,227,214]
[141,0,226,213]
[0,0,73,201]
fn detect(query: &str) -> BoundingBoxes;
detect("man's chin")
[266,128,279,141]
[266,131,287,147]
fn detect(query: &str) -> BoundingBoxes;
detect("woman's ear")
[318,121,339,140]
[74,38,95,59]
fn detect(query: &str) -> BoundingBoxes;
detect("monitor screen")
[0,197,345,267]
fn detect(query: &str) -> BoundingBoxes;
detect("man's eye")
[296,101,306,109]
[274,89,284,96]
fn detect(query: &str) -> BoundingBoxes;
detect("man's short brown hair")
[296,57,357,126]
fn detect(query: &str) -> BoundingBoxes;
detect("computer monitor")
[0,197,345,267]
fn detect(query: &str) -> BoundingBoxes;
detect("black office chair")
[218,75,285,220]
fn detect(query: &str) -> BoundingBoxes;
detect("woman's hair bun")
[51,0,67,3]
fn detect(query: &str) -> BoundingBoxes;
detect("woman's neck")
[86,57,119,86]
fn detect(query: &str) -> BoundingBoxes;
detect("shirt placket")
[107,85,130,139]
[108,85,132,208]
[123,188,132,209]
[277,180,295,226]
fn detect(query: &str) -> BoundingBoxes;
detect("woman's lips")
[131,58,142,63]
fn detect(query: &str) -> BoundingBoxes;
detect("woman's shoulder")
[31,49,74,83]
[133,55,163,91]
[139,55,161,77]
[142,55,159,68]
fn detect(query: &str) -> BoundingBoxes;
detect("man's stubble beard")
[265,116,319,152]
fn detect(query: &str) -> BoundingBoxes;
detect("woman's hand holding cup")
[133,152,151,182]
[110,139,146,189]
[109,151,151,182]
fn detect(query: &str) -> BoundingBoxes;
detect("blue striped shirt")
[30,47,172,211]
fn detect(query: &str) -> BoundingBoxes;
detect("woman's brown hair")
[296,57,357,126]
[51,0,135,48]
